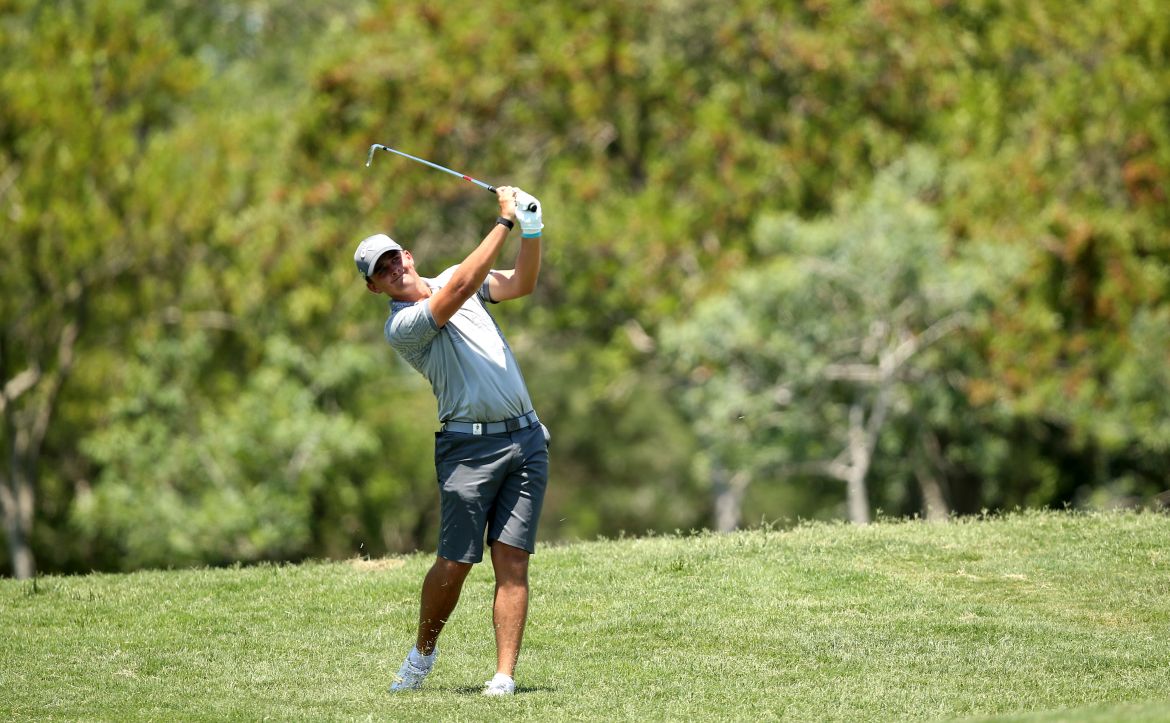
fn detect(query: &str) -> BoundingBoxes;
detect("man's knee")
[431,556,474,581]
[490,542,529,583]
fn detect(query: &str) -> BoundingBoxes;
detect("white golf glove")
[514,189,543,237]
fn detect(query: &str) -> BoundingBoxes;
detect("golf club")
[366,144,537,211]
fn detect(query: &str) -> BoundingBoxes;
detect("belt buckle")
[472,423,483,435]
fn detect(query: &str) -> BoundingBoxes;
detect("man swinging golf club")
[354,185,547,696]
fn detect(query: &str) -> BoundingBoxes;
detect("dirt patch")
[348,557,407,572]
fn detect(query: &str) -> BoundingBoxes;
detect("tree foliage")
[663,151,997,525]
[1,0,209,577]
[73,334,380,569]
[2,0,1168,575]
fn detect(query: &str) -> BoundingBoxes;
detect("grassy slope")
[2,511,1168,722]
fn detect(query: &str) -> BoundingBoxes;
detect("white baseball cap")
[354,234,403,279]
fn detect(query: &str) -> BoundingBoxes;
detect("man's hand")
[497,186,518,221]
[514,189,543,237]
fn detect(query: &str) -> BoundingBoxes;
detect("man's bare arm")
[428,187,518,327]
[486,233,541,301]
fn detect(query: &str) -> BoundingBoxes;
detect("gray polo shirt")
[385,266,534,423]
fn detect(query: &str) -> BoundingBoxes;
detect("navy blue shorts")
[433,422,550,563]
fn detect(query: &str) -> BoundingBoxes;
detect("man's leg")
[489,541,530,677]
[390,556,473,692]
[482,423,547,694]
[416,556,474,654]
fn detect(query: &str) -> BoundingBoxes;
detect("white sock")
[408,646,437,668]
[490,673,514,686]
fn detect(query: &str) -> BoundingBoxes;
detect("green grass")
[3,510,1169,721]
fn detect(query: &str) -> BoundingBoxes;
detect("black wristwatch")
[496,216,515,230]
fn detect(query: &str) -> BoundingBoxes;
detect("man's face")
[365,249,413,297]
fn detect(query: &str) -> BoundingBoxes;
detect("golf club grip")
[485,184,538,212]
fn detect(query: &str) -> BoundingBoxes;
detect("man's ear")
[365,279,380,294]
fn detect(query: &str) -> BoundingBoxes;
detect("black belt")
[442,411,540,435]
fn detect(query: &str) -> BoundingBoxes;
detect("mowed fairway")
[2,511,1168,721]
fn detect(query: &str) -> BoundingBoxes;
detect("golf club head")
[365,144,384,168]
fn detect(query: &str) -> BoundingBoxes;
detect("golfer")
[354,186,548,696]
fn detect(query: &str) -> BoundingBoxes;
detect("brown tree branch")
[1,366,41,415]
[29,320,80,454]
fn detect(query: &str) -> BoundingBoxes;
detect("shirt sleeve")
[385,301,439,355]
[431,264,496,304]
[479,278,497,304]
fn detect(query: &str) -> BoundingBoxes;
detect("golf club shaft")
[366,144,537,211]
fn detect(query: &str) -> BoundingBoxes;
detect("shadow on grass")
[449,684,558,696]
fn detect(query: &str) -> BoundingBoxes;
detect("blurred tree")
[3,0,1169,575]
[928,0,1170,464]
[0,0,206,577]
[0,0,385,576]
[73,334,378,569]
[662,151,1001,527]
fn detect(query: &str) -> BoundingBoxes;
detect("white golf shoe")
[482,673,516,696]
[389,647,436,692]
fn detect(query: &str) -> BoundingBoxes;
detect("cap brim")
[365,247,401,279]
